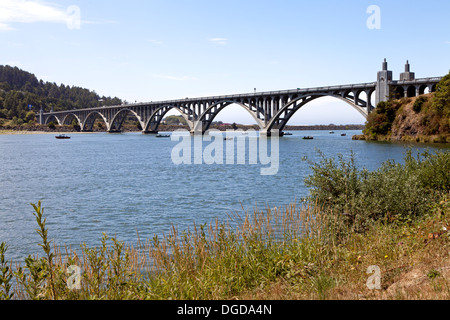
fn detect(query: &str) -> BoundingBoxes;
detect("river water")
[0,130,448,262]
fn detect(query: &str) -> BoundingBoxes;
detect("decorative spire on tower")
[400,60,415,81]
[382,58,388,71]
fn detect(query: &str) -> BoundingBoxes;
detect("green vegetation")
[432,72,450,119]
[0,65,122,126]
[304,149,449,232]
[361,72,450,142]
[0,150,449,300]
[363,99,402,137]
[413,96,427,113]
[163,115,188,126]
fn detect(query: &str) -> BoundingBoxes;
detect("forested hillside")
[0,65,122,126]
[354,71,450,143]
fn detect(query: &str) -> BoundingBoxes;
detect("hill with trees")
[354,72,450,143]
[0,65,122,127]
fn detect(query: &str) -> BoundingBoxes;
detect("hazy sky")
[1,0,449,125]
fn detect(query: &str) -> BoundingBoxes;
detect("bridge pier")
[260,130,283,137]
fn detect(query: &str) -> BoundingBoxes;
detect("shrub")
[413,96,427,113]
[304,149,449,232]
[25,111,36,123]
[363,100,400,136]
[11,116,24,126]
[0,242,14,300]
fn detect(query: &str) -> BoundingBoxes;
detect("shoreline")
[0,125,365,135]
[352,133,450,144]
[0,130,98,135]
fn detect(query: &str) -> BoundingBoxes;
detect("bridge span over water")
[39,60,443,136]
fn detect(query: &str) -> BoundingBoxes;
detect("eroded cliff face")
[390,94,448,143]
[354,93,449,143]
[390,95,429,140]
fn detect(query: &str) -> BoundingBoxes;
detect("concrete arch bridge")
[39,60,443,136]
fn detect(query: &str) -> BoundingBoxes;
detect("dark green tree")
[432,72,450,116]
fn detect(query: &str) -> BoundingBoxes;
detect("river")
[0,130,448,262]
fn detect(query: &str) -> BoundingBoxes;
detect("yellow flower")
[384,255,388,259]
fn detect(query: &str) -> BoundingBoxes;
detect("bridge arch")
[109,108,144,132]
[419,84,427,95]
[193,100,265,133]
[62,113,82,127]
[144,105,193,133]
[82,111,108,132]
[44,114,61,126]
[407,86,416,98]
[265,93,368,133]
[431,83,437,92]
[394,87,405,99]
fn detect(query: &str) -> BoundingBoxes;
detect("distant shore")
[0,130,96,135]
[0,123,365,135]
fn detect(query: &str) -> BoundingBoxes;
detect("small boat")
[156,134,171,138]
[329,131,335,134]
[302,136,314,140]
[341,133,347,137]
[55,134,70,140]
[224,137,234,140]
[283,132,293,136]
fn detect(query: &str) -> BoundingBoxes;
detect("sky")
[1,0,450,125]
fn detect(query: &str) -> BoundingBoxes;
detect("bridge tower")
[399,60,415,81]
[375,58,393,106]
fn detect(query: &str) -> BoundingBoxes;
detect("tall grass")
[0,200,348,300]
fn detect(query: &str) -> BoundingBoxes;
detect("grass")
[0,151,449,300]
[0,197,448,300]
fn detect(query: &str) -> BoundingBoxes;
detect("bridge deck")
[43,81,378,115]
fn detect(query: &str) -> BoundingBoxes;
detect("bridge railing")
[391,77,443,85]
[43,77,442,116]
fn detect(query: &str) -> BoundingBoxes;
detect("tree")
[0,82,11,91]
[0,109,7,119]
[25,111,36,123]
[432,72,450,116]
[0,65,124,121]
[48,122,56,130]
